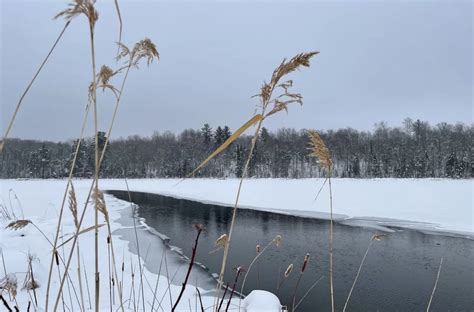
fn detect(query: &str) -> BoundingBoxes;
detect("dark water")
[108,190,474,312]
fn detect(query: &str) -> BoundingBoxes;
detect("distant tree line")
[1,119,472,179]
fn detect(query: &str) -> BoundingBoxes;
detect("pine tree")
[214,126,224,148]
[222,126,232,142]
[201,123,213,146]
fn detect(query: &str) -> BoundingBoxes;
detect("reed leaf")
[187,114,263,177]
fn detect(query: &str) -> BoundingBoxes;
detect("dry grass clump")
[0,273,18,298]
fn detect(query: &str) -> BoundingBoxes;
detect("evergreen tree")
[222,126,232,142]
[214,126,224,147]
[201,123,213,146]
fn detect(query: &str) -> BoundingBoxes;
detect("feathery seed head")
[307,130,332,175]
[215,234,228,249]
[6,219,31,231]
[55,0,98,27]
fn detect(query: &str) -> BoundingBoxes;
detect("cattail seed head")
[54,251,60,266]
[284,263,293,278]
[300,253,310,273]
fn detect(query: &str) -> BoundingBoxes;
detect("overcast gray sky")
[1,0,472,141]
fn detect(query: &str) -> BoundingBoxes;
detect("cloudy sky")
[1,0,472,141]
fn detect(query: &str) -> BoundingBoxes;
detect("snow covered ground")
[100,178,469,235]
[0,178,471,311]
[0,179,280,311]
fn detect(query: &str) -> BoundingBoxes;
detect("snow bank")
[241,290,281,312]
[0,179,225,311]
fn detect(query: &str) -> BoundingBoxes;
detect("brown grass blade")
[187,114,263,177]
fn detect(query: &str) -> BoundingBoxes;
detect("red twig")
[172,224,204,311]
[225,267,244,312]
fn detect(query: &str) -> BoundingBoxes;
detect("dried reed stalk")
[0,21,70,153]
[342,233,384,312]
[51,34,157,312]
[238,235,282,309]
[184,52,319,311]
[225,267,244,312]
[307,129,335,312]
[68,183,86,311]
[292,253,310,312]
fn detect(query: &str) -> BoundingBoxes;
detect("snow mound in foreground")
[242,290,282,311]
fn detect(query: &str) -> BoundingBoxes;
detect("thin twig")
[426,257,444,312]
[342,240,373,312]
[294,276,324,311]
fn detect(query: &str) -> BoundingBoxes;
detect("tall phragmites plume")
[307,130,333,175]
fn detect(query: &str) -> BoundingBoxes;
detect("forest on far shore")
[1,119,472,179]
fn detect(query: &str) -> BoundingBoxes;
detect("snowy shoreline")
[0,179,265,310]
[0,178,472,310]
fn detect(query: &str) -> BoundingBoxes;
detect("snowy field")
[0,178,472,311]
